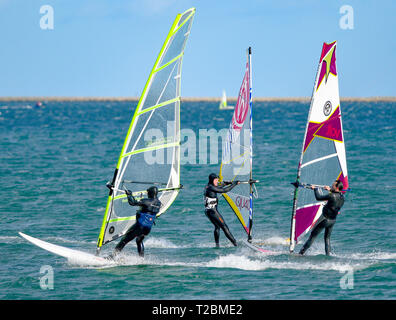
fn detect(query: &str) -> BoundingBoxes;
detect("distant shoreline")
[0,96,395,102]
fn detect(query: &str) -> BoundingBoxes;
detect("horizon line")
[1,96,395,102]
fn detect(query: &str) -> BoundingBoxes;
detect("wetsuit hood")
[147,186,158,199]
[208,173,219,185]
[331,181,343,193]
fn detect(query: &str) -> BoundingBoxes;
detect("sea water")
[0,100,395,299]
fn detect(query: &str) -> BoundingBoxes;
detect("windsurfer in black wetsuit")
[299,180,345,256]
[204,173,240,247]
[107,186,161,259]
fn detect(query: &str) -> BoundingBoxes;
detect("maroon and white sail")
[289,41,349,252]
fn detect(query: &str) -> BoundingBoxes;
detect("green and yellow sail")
[97,8,196,253]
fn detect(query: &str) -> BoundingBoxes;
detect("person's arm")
[313,188,331,201]
[209,181,239,194]
[127,194,138,206]
[125,190,144,206]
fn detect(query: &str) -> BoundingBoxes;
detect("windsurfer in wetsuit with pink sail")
[298,180,345,256]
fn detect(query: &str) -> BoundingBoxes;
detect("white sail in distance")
[219,90,234,110]
[96,8,196,253]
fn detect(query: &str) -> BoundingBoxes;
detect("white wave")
[69,250,373,273]
[206,254,264,271]
[144,237,179,248]
[0,236,22,243]
[0,104,32,110]
[98,254,147,268]
[338,251,396,261]
[253,236,290,246]
[75,253,188,269]
[267,260,368,272]
[204,253,369,272]
[61,237,385,272]
[96,250,369,272]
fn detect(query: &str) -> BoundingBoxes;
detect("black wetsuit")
[113,193,161,257]
[204,181,238,247]
[299,188,345,255]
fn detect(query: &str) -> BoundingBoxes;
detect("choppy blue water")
[0,100,395,300]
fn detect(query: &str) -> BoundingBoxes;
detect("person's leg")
[206,209,224,247]
[324,220,336,256]
[114,224,140,253]
[213,209,237,246]
[299,217,326,255]
[214,228,220,247]
[219,222,237,246]
[136,235,145,257]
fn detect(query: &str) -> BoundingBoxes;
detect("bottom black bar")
[0,300,394,319]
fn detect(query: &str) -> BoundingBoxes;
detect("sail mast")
[248,47,253,242]
[289,46,322,253]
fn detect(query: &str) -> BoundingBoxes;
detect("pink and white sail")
[289,41,348,252]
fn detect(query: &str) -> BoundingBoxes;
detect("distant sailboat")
[34,101,43,109]
[219,90,234,110]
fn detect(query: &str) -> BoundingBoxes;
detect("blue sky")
[0,0,394,97]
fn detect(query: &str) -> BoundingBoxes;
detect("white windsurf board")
[19,232,112,267]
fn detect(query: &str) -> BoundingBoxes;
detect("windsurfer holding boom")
[204,173,240,247]
[299,179,345,256]
[107,186,161,259]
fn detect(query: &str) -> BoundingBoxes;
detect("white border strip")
[301,153,338,169]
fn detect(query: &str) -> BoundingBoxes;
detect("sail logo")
[232,64,250,131]
[316,42,337,91]
[326,124,340,140]
[235,196,250,211]
[323,101,332,116]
